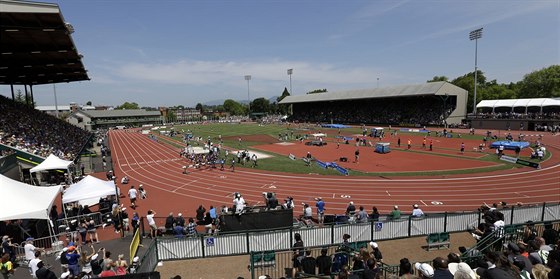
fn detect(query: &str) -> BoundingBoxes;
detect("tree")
[195,103,204,114]
[223,99,244,115]
[276,87,291,115]
[116,102,139,110]
[517,65,560,98]
[307,89,328,94]
[14,89,25,104]
[251,97,270,113]
[451,70,486,112]
[86,101,92,106]
[427,76,449,82]
[166,110,176,123]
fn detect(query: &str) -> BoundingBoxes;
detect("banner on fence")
[500,155,518,164]
[206,237,215,247]
[375,222,383,232]
[516,158,540,169]
[130,229,141,261]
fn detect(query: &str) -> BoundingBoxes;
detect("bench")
[426,232,450,251]
[249,251,276,269]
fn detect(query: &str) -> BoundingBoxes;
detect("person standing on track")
[315,197,325,225]
[128,186,138,209]
[460,142,465,154]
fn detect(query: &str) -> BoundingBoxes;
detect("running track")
[109,130,560,216]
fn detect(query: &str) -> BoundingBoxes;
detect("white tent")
[0,174,61,221]
[30,154,74,173]
[62,175,116,204]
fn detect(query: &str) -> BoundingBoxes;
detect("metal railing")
[136,239,159,274]
[55,212,104,234]
[147,202,559,271]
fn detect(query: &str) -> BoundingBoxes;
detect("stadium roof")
[77,109,161,118]
[476,98,560,109]
[278,81,467,104]
[0,0,89,85]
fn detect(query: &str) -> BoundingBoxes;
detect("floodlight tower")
[469,27,483,115]
[287,68,293,94]
[244,75,251,118]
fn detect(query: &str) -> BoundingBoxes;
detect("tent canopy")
[0,174,61,221]
[477,98,560,109]
[30,154,74,173]
[62,175,116,204]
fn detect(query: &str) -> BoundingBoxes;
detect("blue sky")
[2,0,559,107]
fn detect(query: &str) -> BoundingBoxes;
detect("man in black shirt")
[300,250,316,275]
[316,248,332,275]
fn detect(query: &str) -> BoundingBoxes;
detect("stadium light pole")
[469,27,483,116]
[245,75,251,118]
[287,68,293,94]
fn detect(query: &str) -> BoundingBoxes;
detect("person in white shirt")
[29,251,42,278]
[25,238,44,277]
[233,193,246,215]
[146,210,157,238]
[128,185,138,209]
[411,204,424,217]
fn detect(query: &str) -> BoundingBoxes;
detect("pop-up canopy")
[62,175,116,204]
[30,154,74,173]
[0,174,61,221]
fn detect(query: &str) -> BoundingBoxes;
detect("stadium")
[1,1,559,279]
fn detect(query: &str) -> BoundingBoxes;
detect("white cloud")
[113,59,390,88]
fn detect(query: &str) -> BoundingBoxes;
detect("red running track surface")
[108,130,560,218]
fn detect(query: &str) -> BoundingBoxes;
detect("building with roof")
[279,81,468,125]
[68,109,162,131]
[35,102,96,116]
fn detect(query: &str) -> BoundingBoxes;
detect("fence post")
[444,212,448,232]
[200,234,206,258]
[541,202,547,222]
[407,216,412,237]
[155,238,159,269]
[510,205,515,225]
[140,217,146,238]
[250,251,255,279]
[370,220,374,240]
[246,232,250,254]
[330,223,334,244]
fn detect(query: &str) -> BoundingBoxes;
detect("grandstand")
[67,109,163,131]
[279,81,468,126]
[470,98,560,131]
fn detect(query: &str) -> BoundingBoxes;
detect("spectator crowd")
[0,95,92,160]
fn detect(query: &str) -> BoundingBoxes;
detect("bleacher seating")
[426,232,450,251]
[0,95,91,160]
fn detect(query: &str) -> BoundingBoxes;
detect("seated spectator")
[186,218,197,237]
[412,204,424,218]
[355,206,368,223]
[432,257,453,279]
[164,213,175,234]
[390,205,401,220]
[415,262,435,279]
[175,213,185,227]
[370,207,380,221]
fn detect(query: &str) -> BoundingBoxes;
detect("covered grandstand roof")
[279,81,467,104]
[476,98,560,109]
[77,109,161,118]
[0,0,89,85]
